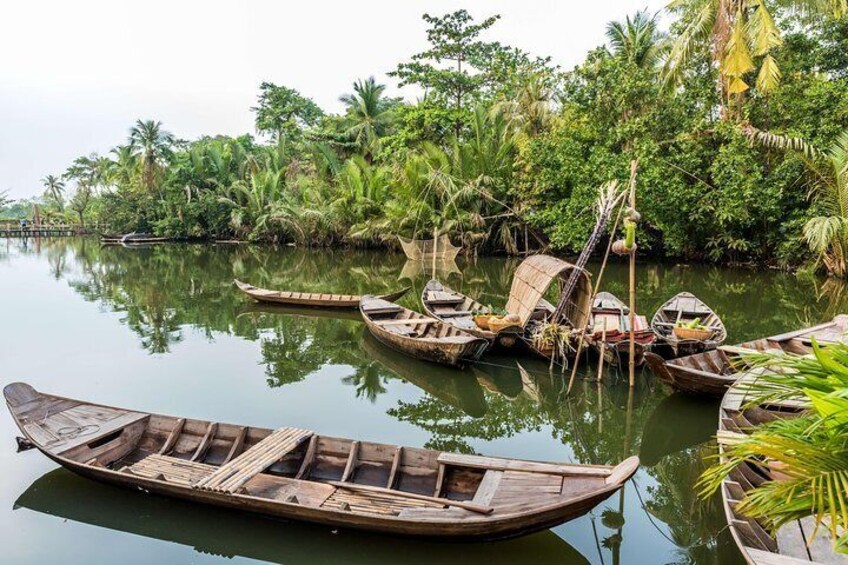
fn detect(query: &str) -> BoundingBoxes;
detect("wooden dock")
[0,225,92,238]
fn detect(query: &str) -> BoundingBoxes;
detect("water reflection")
[4,236,835,564]
[15,469,589,565]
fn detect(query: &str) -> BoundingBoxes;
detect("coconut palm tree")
[746,126,848,277]
[663,0,846,114]
[41,175,66,211]
[606,10,664,70]
[338,77,395,162]
[128,120,175,194]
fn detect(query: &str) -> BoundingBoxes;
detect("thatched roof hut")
[504,255,592,330]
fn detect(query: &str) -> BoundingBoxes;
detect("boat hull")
[5,382,638,541]
[235,280,409,309]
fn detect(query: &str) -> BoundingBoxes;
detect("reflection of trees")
[643,444,741,564]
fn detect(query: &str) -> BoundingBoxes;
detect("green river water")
[1,237,843,564]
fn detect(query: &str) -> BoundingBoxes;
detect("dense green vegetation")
[3,7,847,273]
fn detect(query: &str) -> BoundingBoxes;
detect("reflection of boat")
[16,468,592,564]
[5,382,638,540]
[398,235,460,262]
[646,316,848,397]
[638,393,719,467]
[360,332,488,418]
[717,374,845,564]
[472,358,525,399]
[422,280,520,348]
[399,257,462,281]
[360,296,489,368]
[239,302,364,322]
[650,292,727,358]
[235,279,409,309]
[589,292,656,367]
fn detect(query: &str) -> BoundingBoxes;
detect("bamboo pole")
[566,198,627,394]
[432,225,438,278]
[628,160,638,388]
[596,324,607,383]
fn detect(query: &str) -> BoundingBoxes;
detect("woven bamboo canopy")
[504,255,592,329]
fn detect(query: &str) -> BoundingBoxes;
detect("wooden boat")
[101,233,170,245]
[421,280,520,347]
[503,255,593,360]
[360,296,489,368]
[588,292,656,367]
[650,292,727,358]
[4,382,639,540]
[717,373,847,564]
[235,280,409,309]
[646,315,848,397]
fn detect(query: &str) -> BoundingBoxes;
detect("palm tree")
[128,120,175,194]
[699,342,848,553]
[663,0,846,114]
[41,175,66,211]
[606,10,663,69]
[746,126,848,277]
[492,74,555,138]
[338,77,395,162]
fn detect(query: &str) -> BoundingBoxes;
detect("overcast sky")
[0,0,666,199]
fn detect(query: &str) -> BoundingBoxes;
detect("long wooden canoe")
[4,382,639,540]
[646,315,848,397]
[718,374,848,564]
[235,279,410,309]
[650,292,727,358]
[421,279,520,347]
[360,296,490,368]
[589,292,656,367]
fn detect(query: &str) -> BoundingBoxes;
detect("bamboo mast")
[627,160,638,388]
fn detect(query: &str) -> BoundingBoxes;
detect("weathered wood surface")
[422,279,498,341]
[589,291,655,367]
[4,381,639,540]
[650,292,727,357]
[360,296,489,368]
[234,279,409,309]
[647,316,848,398]
[718,374,848,564]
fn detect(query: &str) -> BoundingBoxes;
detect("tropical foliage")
[699,341,848,553]
[3,8,846,275]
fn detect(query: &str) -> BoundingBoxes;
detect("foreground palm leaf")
[699,339,848,554]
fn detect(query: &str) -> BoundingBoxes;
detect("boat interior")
[7,383,632,520]
[361,297,474,340]
[652,294,722,340]
[718,381,847,564]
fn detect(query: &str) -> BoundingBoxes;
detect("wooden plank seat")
[435,310,474,318]
[193,427,312,493]
[437,452,612,477]
[126,454,215,486]
[361,305,404,315]
[22,404,149,456]
[371,318,438,326]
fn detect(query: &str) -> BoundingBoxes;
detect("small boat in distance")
[360,296,489,368]
[646,315,848,397]
[650,292,727,358]
[421,279,520,347]
[589,292,656,366]
[4,382,639,540]
[235,280,409,309]
[101,232,171,245]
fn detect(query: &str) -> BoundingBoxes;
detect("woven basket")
[673,326,713,341]
[473,315,491,331]
[488,316,520,334]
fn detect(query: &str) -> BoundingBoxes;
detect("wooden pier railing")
[0,224,93,238]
